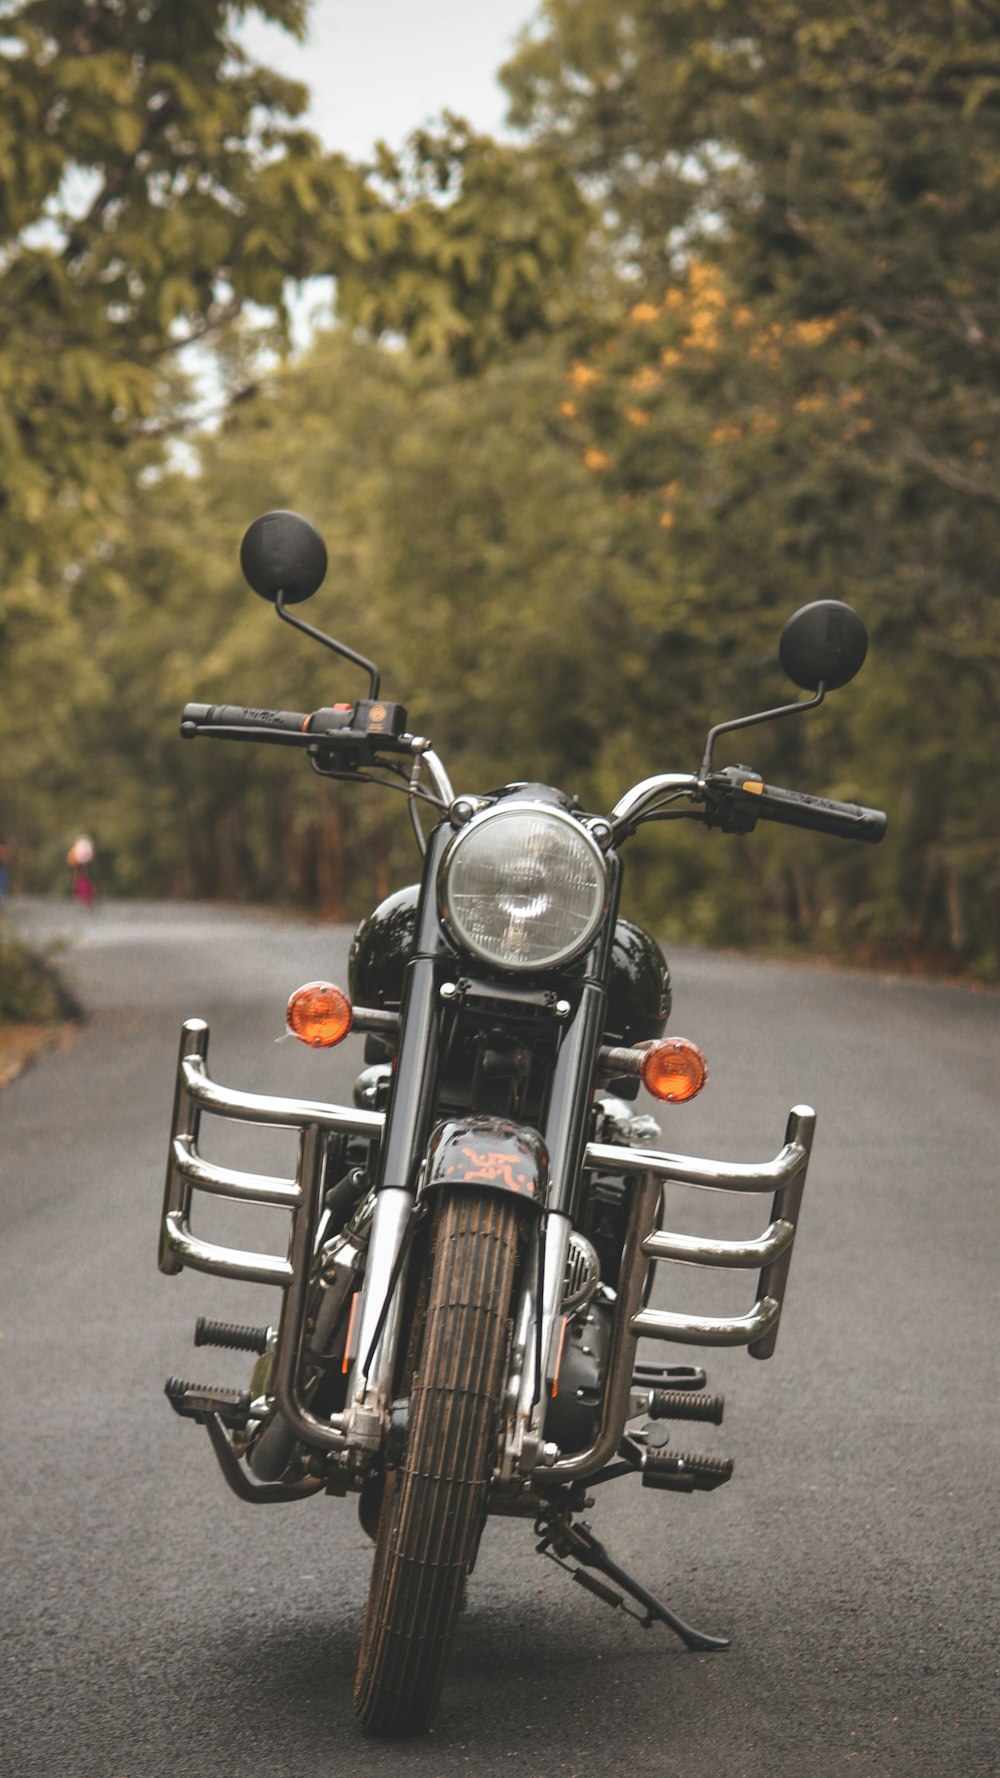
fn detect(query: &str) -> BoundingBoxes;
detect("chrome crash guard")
[159,1018,813,1487]
[541,1109,813,1483]
[159,1018,384,1472]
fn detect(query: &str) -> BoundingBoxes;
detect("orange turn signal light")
[286,981,353,1048]
[640,1036,708,1103]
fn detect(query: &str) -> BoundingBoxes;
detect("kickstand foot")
[536,1513,729,1653]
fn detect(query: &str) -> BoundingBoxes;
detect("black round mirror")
[239,510,327,605]
[779,599,869,692]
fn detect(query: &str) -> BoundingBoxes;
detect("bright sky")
[239,0,542,158]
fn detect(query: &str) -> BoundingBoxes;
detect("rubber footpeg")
[647,1388,725,1425]
[194,1316,270,1354]
[641,1450,734,1493]
[165,1376,252,1430]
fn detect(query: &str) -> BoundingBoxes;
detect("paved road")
[1,899,997,1778]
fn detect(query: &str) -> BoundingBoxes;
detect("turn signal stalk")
[286,981,353,1048]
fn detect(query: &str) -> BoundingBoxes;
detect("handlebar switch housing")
[702,768,764,834]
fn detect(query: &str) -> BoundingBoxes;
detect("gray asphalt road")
[1,899,997,1778]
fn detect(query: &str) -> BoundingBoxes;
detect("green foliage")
[500,0,1000,973]
[46,333,636,915]
[0,6,593,892]
[338,119,596,373]
[2,0,997,977]
[0,925,79,1022]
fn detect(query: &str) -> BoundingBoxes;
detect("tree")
[64,329,638,915]
[336,118,596,375]
[502,1,1000,969]
[0,5,600,892]
[0,0,384,876]
[0,0,377,565]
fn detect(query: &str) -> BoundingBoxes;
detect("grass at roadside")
[0,925,81,1086]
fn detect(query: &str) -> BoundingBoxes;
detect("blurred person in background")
[66,834,96,908]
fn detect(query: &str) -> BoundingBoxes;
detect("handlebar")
[610,769,886,845]
[180,701,455,809]
[181,707,886,848]
[702,768,887,844]
[182,703,317,745]
[180,700,408,750]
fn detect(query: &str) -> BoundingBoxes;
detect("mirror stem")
[699,683,825,782]
[275,592,380,700]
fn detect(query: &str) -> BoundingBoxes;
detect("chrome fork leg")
[343,1186,415,1448]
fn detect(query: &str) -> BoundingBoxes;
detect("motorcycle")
[158,509,886,1735]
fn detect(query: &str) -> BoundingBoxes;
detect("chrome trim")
[536,1105,814,1480]
[542,1174,663,1482]
[407,739,454,807]
[171,1135,300,1206]
[540,1210,573,1392]
[159,1019,390,1458]
[563,1230,601,1311]
[609,771,700,833]
[162,1213,294,1286]
[584,1105,814,1364]
[632,1297,781,1347]
[641,1218,795,1269]
[272,1122,349,1453]
[179,1053,384,1136]
[343,1185,416,1442]
[585,1124,810,1194]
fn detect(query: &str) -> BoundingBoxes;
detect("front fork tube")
[506,1210,572,1471]
[508,979,609,1471]
[342,1187,415,1451]
[342,953,443,1450]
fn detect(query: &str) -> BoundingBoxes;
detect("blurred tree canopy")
[2,0,998,974]
[0,0,591,891]
[499,0,1000,969]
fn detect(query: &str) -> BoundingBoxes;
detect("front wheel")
[353,1188,522,1735]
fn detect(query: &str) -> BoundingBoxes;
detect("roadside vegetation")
[1,2,997,977]
[0,926,80,1084]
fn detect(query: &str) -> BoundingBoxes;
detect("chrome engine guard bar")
[159,1018,385,1456]
[541,1108,814,1484]
[159,1019,812,1477]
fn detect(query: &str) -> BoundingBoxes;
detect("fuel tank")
[349,885,671,1042]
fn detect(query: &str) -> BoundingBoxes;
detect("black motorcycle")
[158,509,886,1735]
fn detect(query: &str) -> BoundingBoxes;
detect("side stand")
[535,1511,729,1653]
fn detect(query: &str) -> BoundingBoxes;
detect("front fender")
[421,1116,549,1210]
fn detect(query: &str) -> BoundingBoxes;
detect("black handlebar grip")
[180,703,312,744]
[753,781,887,844]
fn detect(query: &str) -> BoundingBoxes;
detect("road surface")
[1,899,996,1777]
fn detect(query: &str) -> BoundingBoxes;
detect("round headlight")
[439,803,610,973]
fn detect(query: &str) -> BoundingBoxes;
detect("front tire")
[353,1188,521,1735]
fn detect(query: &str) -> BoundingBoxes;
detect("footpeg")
[641,1450,734,1493]
[647,1388,724,1425]
[165,1376,252,1430]
[194,1316,270,1354]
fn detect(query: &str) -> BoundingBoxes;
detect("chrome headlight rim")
[437,800,611,975]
